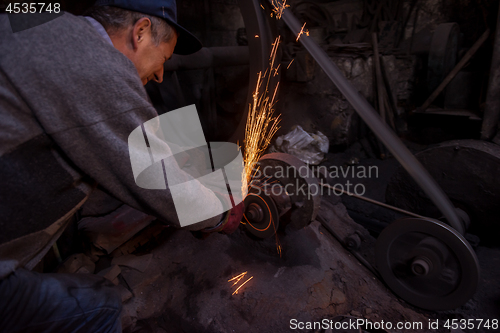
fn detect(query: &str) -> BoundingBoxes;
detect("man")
[0,1,243,331]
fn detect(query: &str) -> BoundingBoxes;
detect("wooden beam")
[372,32,386,122]
[419,29,490,112]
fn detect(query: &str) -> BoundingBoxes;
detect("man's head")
[88,6,177,85]
[87,0,201,85]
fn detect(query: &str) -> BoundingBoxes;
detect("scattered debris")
[97,264,121,285]
[56,253,95,274]
[111,254,152,273]
[78,205,155,254]
[273,126,329,165]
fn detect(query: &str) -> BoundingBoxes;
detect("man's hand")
[196,196,245,237]
[220,200,244,234]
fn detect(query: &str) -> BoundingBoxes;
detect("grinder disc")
[243,185,280,239]
[376,217,479,311]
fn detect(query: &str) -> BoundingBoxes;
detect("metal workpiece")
[375,217,480,311]
[164,46,249,71]
[277,2,464,235]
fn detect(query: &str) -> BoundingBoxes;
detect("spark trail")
[241,36,282,197]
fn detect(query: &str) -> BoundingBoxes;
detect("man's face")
[112,18,178,85]
[134,32,177,85]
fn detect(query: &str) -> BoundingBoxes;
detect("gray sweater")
[0,12,223,248]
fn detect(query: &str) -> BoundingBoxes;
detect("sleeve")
[49,104,226,230]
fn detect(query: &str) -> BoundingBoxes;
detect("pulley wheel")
[376,217,479,311]
[243,184,280,239]
[386,140,500,244]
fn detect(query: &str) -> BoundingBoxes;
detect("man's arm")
[0,13,225,230]
[51,107,226,230]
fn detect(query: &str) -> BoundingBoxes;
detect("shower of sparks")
[228,272,254,295]
[241,36,282,197]
[296,22,309,42]
[270,0,289,20]
[239,2,293,258]
[286,59,294,69]
[233,276,254,295]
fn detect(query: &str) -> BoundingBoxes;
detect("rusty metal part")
[164,47,249,71]
[375,217,479,310]
[277,2,464,235]
[345,233,362,251]
[265,183,292,216]
[386,140,500,244]
[258,153,321,230]
[317,215,381,280]
[243,184,280,239]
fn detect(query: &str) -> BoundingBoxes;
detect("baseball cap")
[95,0,202,55]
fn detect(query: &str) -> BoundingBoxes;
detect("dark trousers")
[0,269,122,333]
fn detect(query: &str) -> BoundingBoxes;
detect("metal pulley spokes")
[375,217,479,311]
[243,184,280,239]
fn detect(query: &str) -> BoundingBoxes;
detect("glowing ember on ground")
[233,276,254,295]
[228,272,254,295]
[228,271,248,286]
